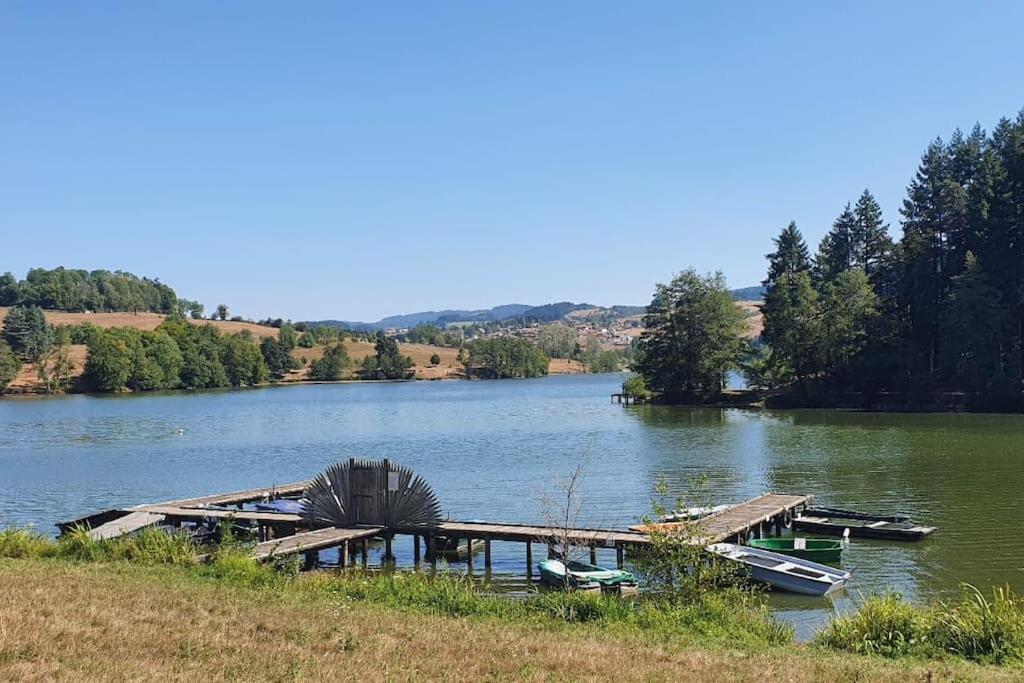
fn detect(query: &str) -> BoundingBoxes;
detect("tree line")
[631,108,1024,409]
[0,268,178,314]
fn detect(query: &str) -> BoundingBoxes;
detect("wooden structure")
[610,392,647,405]
[57,469,812,580]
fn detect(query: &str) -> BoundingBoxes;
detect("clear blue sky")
[3,2,1022,321]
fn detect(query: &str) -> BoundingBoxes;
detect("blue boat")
[706,542,850,596]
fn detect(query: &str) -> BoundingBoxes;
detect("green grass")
[817,586,1024,664]
[5,525,1024,669]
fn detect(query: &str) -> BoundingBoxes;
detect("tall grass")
[0,525,198,565]
[0,528,54,559]
[817,585,1024,664]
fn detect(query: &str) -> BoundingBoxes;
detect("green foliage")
[402,324,463,348]
[1,267,176,313]
[940,253,1007,394]
[536,323,578,359]
[816,592,929,658]
[817,585,1024,664]
[465,337,549,378]
[738,343,792,391]
[429,353,441,366]
[579,336,621,373]
[621,374,651,400]
[818,269,879,380]
[219,331,268,387]
[763,221,811,287]
[2,305,54,361]
[760,271,821,385]
[84,321,268,392]
[0,527,53,558]
[360,331,414,380]
[0,340,22,392]
[633,269,745,399]
[260,336,299,379]
[216,304,229,321]
[308,343,350,380]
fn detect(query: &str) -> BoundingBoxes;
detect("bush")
[429,353,441,366]
[817,586,1024,664]
[0,528,53,558]
[816,592,929,658]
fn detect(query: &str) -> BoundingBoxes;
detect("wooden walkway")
[57,481,310,540]
[250,526,381,562]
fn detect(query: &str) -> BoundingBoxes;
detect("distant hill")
[729,286,765,301]
[305,301,649,330]
[307,304,533,331]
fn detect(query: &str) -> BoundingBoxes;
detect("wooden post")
[413,534,421,565]
[590,546,597,564]
[428,534,437,570]
[774,515,783,537]
[302,551,316,571]
[615,543,624,569]
[339,541,348,569]
[361,538,369,567]
[526,541,533,580]
[384,533,393,563]
[466,537,474,570]
[484,537,492,569]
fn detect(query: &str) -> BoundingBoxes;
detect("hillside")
[0,308,582,393]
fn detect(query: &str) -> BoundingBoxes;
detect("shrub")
[930,585,1024,664]
[429,353,441,366]
[0,528,53,558]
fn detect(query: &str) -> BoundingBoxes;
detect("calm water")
[2,374,1022,636]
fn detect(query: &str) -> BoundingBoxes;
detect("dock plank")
[85,511,165,540]
[250,526,382,561]
[395,521,651,547]
[141,480,310,510]
[141,505,303,524]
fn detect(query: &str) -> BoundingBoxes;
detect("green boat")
[748,537,843,563]
[537,559,636,592]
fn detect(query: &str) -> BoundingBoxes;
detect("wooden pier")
[59,480,812,578]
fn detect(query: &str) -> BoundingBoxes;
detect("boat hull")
[793,517,936,541]
[707,543,850,597]
[748,538,843,563]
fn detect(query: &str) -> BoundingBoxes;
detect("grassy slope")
[0,559,1007,682]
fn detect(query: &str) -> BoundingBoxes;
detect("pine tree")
[761,271,821,389]
[763,222,811,289]
[814,205,855,285]
[940,253,1008,393]
[851,190,893,282]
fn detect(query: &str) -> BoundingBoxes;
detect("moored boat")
[659,503,735,522]
[254,499,305,515]
[706,542,850,596]
[793,513,935,541]
[537,559,602,592]
[748,537,843,563]
[802,507,909,523]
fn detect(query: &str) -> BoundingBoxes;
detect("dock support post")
[774,515,783,537]
[302,551,316,571]
[384,533,394,563]
[526,541,533,581]
[467,538,474,571]
[413,534,421,565]
[339,542,348,569]
[590,546,597,564]
[428,534,437,570]
[484,537,492,569]
[615,543,624,569]
[361,539,369,567]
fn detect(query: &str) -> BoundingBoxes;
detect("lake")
[2,373,1022,638]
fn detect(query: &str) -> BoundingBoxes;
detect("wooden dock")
[59,479,813,577]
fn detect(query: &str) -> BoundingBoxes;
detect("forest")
[634,108,1024,410]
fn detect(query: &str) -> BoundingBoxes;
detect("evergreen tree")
[0,340,22,392]
[940,253,1008,394]
[308,343,349,380]
[763,221,811,289]
[818,269,878,381]
[851,190,893,282]
[361,331,414,379]
[760,271,821,389]
[814,205,855,285]
[2,305,54,361]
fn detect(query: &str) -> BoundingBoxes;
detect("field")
[292,342,464,380]
[0,558,1006,682]
[736,300,764,339]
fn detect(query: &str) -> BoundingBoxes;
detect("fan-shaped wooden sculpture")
[302,458,442,529]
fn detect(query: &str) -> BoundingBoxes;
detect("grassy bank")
[2,529,1022,680]
[0,558,1011,682]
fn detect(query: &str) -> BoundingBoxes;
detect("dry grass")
[549,358,586,374]
[0,559,1006,682]
[736,301,763,339]
[290,342,462,380]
